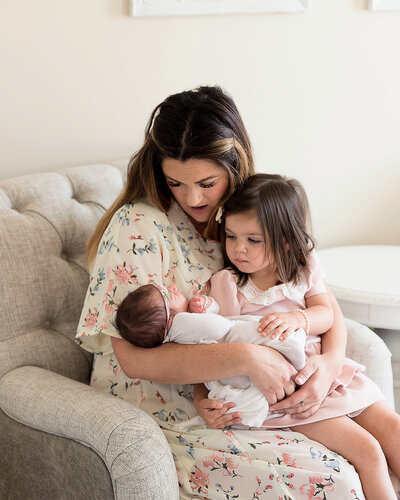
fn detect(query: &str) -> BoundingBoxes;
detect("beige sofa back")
[0,163,126,383]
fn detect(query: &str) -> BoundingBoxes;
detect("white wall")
[1,0,400,248]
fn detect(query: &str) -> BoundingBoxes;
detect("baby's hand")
[195,398,242,429]
[189,295,214,313]
[189,295,207,313]
[258,311,302,340]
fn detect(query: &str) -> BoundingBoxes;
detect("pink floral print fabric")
[76,200,400,499]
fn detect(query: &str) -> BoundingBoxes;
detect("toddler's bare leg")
[353,401,400,479]
[294,416,396,500]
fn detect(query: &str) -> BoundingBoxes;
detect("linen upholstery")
[0,161,394,499]
[0,162,179,500]
[345,317,395,409]
[0,408,114,500]
[0,366,178,500]
[0,164,125,382]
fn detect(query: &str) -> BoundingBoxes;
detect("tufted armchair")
[0,162,395,499]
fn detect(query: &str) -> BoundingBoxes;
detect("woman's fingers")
[283,379,296,398]
[294,359,318,386]
[248,346,298,401]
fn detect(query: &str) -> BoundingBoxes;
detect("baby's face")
[166,284,188,313]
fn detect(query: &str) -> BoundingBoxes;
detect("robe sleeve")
[75,202,170,355]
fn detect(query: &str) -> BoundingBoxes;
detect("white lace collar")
[238,270,308,306]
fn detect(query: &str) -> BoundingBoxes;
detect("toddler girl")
[193,173,400,500]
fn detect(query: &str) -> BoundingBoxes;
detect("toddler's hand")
[258,311,302,340]
[195,398,242,429]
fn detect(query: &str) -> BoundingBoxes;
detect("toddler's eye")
[200,182,216,189]
[225,234,235,239]
[249,238,262,244]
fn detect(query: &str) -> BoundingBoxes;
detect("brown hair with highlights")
[87,86,254,265]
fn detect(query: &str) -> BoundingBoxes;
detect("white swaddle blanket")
[164,310,306,428]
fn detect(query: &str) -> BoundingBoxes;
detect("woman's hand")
[246,345,298,404]
[269,352,339,417]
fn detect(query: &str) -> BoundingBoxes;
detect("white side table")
[318,245,400,411]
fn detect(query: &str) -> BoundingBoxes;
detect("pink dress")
[209,250,385,428]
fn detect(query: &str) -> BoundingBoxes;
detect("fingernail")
[297,377,305,384]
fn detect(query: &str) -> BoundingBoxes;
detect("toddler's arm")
[258,292,333,340]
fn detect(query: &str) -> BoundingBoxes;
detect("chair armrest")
[345,317,394,409]
[0,366,179,500]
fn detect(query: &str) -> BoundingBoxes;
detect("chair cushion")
[0,163,125,381]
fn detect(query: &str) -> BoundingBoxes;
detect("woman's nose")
[186,187,203,206]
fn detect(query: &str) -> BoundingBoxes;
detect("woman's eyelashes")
[166,180,217,189]
[167,181,180,188]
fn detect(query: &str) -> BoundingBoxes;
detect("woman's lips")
[190,205,208,213]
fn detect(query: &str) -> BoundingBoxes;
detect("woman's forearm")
[320,288,347,374]
[111,336,251,384]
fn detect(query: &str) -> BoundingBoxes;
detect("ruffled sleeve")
[75,200,223,355]
[209,269,242,316]
[304,249,327,298]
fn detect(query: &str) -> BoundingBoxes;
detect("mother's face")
[162,158,229,225]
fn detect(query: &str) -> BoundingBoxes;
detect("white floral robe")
[76,199,400,500]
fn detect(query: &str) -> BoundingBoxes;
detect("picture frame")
[130,0,310,17]
[369,0,400,10]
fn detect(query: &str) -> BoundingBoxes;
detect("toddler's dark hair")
[113,284,167,348]
[221,173,314,287]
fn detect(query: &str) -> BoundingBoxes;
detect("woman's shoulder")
[106,200,170,235]
[113,200,166,221]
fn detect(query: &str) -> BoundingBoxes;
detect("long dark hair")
[88,86,254,264]
[221,174,315,286]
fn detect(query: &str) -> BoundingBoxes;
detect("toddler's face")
[166,284,188,313]
[224,211,275,278]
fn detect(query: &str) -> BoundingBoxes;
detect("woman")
[76,86,365,499]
